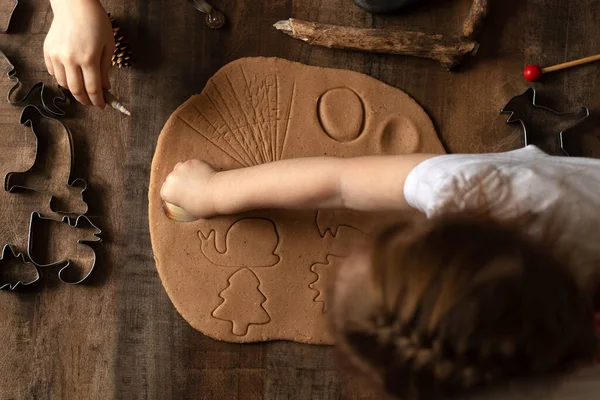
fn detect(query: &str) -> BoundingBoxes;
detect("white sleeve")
[404,146,600,293]
[403,147,552,218]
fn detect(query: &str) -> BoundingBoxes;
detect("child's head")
[330,212,597,400]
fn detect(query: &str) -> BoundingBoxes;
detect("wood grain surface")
[0,0,598,399]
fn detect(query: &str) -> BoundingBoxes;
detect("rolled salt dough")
[149,57,445,344]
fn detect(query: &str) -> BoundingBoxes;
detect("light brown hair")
[331,212,597,400]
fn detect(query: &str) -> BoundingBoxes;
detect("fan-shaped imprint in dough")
[149,57,445,344]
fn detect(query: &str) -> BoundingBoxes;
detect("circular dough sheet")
[149,57,445,344]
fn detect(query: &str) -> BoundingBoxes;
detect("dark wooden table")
[1,0,598,399]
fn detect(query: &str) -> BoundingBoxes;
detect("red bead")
[523,64,543,82]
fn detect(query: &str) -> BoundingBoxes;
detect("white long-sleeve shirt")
[404,145,600,294]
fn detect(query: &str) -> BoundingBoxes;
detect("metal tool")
[0,244,40,290]
[102,88,131,116]
[500,88,590,156]
[0,0,18,33]
[163,200,197,222]
[56,85,130,116]
[27,212,102,285]
[4,105,88,215]
[187,0,226,29]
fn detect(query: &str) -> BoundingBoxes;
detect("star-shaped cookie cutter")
[27,212,102,285]
[500,88,590,156]
[0,244,40,290]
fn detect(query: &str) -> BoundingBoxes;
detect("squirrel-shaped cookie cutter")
[26,212,102,286]
[0,213,103,289]
[500,88,590,156]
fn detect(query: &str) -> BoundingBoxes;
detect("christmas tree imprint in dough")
[149,57,446,343]
[212,268,271,336]
[309,255,345,313]
[199,218,280,268]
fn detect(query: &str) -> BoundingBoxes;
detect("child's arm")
[160,155,436,219]
[44,0,114,108]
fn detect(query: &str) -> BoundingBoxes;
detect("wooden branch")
[273,0,489,69]
[274,19,479,70]
[462,0,489,40]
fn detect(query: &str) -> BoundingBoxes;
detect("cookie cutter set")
[1,5,102,289]
[0,0,230,289]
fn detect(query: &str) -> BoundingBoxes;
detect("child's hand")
[44,0,114,108]
[161,160,218,219]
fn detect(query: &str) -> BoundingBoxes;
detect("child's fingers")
[100,46,112,90]
[52,61,68,88]
[160,179,175,201]
[82,66,105,108]
[66,66,92,106]
[44,54,54,76]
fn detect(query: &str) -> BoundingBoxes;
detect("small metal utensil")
[187,0,226,29]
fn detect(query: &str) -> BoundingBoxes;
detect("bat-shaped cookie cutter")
[0,244,40,290]
[1,51,69,117]
[500,88,590,156]
[0,0,18,33]
[27,212,102,285]
[4,105,88,215]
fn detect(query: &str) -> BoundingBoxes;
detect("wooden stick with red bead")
[524,54,600,82]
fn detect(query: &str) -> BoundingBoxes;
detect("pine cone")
[108,13,132,68]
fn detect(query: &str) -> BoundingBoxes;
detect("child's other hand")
[44,0,114,108]
[161,160,218,219]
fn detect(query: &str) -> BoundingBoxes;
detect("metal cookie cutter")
[27,212,102,285]
[4,105,88,215]
[187,0,226,29]
[0,244,40,290]
[500,88,590,156]
[1,51,69,117]
[0,0,18,33]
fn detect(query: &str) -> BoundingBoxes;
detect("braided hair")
[332,212,597,400]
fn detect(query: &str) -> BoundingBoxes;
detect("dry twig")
[274,0,489,69]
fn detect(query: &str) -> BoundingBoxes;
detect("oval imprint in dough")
[380,116,421,154]
[318,88,365,142]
